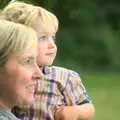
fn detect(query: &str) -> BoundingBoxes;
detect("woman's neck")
[0,99,12,111]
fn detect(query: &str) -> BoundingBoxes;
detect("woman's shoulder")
[0,109,19,120]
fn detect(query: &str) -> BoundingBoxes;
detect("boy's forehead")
[34,20,56,36]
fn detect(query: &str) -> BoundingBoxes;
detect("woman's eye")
[26,59,32,64]
[38,36,47,41]
[26,59,34,64]
[25,58,34,65]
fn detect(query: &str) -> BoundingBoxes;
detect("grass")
[83,72,120,120]
[55,60,120,119]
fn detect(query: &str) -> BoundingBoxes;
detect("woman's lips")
[26,84,35,94]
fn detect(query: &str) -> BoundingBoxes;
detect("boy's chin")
[38,60,54,67]
[45,59,54,66]
[46,62,53,66]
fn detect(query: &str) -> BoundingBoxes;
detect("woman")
[0,19,42,119]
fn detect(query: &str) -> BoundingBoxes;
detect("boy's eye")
[38,35,56,42]
[52,36,56,42]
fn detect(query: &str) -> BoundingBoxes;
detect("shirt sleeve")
[62,71,92,105]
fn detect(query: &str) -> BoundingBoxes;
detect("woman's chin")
[22,93,34,105]
[27,93,35,102]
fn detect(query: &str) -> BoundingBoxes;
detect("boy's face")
[34,19,57,66]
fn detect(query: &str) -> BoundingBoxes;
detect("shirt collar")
[43,66,51,74]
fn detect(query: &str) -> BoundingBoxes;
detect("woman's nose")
[32,64,44,80]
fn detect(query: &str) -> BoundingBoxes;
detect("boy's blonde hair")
[0,19,37,67]
[1,1,58,33]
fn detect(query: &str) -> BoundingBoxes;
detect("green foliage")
[1,0,120,71]
[53,0,120,70]
[0,0,11,9]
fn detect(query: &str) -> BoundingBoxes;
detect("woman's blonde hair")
[0,19,37,67]
[1,1,59,33]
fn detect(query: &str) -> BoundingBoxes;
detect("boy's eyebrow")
[37,32,56,40]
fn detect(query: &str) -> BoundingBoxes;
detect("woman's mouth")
[26,84,35,94]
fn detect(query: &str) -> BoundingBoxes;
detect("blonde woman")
[0,20,42,120]
[1,1,95,120]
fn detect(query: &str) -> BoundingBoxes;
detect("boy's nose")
[48,37,56,49]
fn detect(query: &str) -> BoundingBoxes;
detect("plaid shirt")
[12,66,91,120]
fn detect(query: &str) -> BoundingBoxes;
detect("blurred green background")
[0,0,120,119]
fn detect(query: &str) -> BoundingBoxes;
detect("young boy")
[1,1,95,120]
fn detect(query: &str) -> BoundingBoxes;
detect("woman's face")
[0,47,42,107]
[34,19,57,66]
